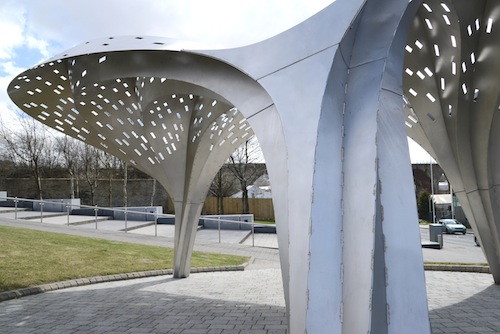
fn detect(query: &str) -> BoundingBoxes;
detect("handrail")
[0,196,269,246]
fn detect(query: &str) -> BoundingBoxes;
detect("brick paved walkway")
[1,268,498,333]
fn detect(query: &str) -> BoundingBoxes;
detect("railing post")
[66,202,70,226]
[125,207,128,233]
[94,205,98,229]
[154,213,158,237]
[252,219,255,247]
[218,216,221,244]
[40,202,44,223]
[14,197,18,220]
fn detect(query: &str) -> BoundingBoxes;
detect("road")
[420,227,477,247]
[420,226,486,264]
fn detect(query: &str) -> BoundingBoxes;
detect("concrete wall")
[0,178,172,211]
[33,198,81,212]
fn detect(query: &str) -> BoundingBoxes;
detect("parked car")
[438,219,467,234]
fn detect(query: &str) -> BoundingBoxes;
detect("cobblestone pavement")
[1,268,499,333]
[427,271,500,333]
[1,217,500,333]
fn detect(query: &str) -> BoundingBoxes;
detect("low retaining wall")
[111,206,163,221]
[202,214,254,230]
[72,206,163,221]
[33,199,81,212]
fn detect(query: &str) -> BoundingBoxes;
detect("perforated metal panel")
[404,0,500,281]
[8,46,254,280]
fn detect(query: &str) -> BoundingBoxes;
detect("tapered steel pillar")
[173,201,204,278]
[6,0,447,332]
[202,0,429,332]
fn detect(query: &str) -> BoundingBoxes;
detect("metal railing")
[0,196,271,247]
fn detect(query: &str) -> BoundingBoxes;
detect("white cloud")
[0,2,26,60]
[1,61,25,77]
[0,76,21,133]
[18,0,334,53]
[25,35,50,59]
[0,0,334,123]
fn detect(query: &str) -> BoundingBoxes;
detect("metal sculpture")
[16,0,500,332]
[404,0,500,282]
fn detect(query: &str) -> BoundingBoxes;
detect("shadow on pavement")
[429,284,500,333]
[0,273,288,334]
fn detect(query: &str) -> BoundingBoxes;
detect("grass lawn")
[424,261,489,266]
[255,220,275,225]
[0,225,249,292]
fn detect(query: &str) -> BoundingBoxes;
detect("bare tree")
[82,143,102,205]
[45,138,63,170]
[209,166,238,214]
[0,136,15,176]
[0,114,52,199]
[100,151,121,206]
[56,135,84,199]
[227,137,263,214]
[150,178,157,206]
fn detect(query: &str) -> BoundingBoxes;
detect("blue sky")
[0,0,433,163]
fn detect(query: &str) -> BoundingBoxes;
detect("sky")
[0,0,434,163]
